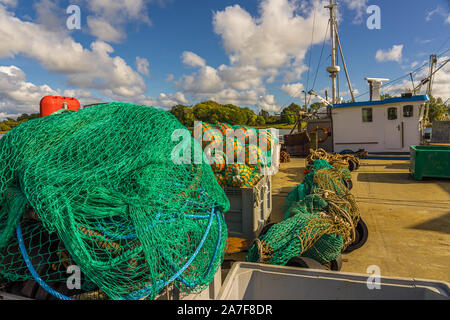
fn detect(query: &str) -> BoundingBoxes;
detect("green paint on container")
[410,145,450,180]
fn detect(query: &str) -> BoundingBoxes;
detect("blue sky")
[0,0,450,119]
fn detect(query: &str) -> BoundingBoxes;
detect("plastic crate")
[0,267,222,300]
[223,176,272,240]
[410,145,450,180]
[217,262,450,300]
[0,291,33,300]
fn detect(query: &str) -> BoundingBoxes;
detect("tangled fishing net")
[199,122,277,188]
[247,159,360,265]
[306,148,362,172]
[0,102,229,300]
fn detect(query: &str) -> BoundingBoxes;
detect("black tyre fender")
[343,178,353,190]
[347,159,355,172]
[286,256,327,270]
[343,218,368,253]
[329,255,343,271]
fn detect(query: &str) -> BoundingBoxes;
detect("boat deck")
[270,158,450,282]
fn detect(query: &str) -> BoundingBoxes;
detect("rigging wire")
[307,20,330,105]
[354,61,430,99]
[435,33,450,56]
[288,18,329,105]
[352,44,450,100]
[437,47,450,58]
[305,6,317,106]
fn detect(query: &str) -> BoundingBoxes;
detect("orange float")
[40,96,81,117]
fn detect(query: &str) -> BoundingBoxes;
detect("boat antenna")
[324,0,355,104]
[325,0,339,105]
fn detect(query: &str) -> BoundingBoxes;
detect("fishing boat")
[288,0,449,157]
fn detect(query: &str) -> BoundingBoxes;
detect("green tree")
[309,102,324,113]
[169,105,187,123]
[280,103,301,124]
[17,113,29,121]
[284,103,302,114]
[259,110,270,121]
[427,96,446,122]
[255,115,266,126]
[183,108,196,127]
[0,122,11,132]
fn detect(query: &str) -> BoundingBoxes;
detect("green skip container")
[410,145,450,180]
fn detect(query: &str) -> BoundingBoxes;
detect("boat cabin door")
[384,106,403,150]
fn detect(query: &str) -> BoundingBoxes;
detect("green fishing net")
[247,159,358,266]
[0,102,229,300]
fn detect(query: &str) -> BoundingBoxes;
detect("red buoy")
[40,96,81,117]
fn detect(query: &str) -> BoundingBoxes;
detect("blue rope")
[97,210,214,240]
[120,207,219,300]
[159,209,224,288]
[16,206,223,300]
[16,222,73,300]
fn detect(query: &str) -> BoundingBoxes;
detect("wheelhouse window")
[362,108,373,122]
[403,105,413,117]
[387,107,397,120]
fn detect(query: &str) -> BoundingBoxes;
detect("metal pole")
[325,0,338,104]
[335,21,355,102]
[427,55,437,96]
[409,73,415,94]
[424,54,437,123]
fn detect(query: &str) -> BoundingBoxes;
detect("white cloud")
[0,0,17,7]
[136,57,150,76]
[212,0,329,69]
[176,66,223,95]
[87,17,124,43]
[33,0,66,31]
[157,92,189,107]
[86,0,152,42]
[425,6,450,24]
[281,82,305,98]
[0,65,101,119]
[426,7,439,21]
[0,5,146,99]
[133,91,190,109]
[382,56,450,101]
[165,74,174,82]
[375,45,404,63]
[341,0,368,24]
[217,64,266,91]
[258,94,281,113]
[175,0,329,111]
[181,51,206,68]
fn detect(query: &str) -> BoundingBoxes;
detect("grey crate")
[223,176,272,240]
[0,291,33,300]
[0,267,222,301]
[217,262,450,300]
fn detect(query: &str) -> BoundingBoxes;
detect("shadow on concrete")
[384,163,410,170]
[359,163,410,170]
[357,172,450,196]
[357,172,416,184]
[409,212,450,235]
[278,167,303,185]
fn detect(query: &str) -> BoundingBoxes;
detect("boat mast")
[426,54,437,96]
[424,54,437,124]
[323,0,355,105]
[325,0,339,105]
